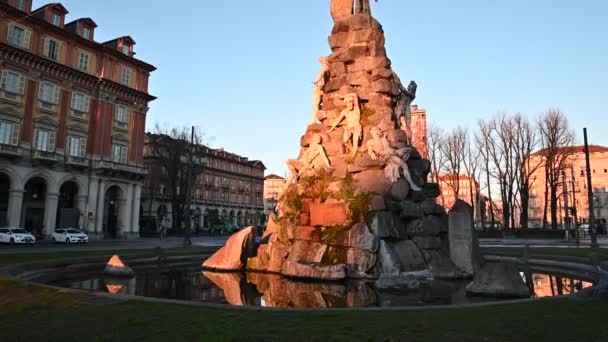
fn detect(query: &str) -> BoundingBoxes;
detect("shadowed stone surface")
[466,262,529,298]
[448,200,481,276]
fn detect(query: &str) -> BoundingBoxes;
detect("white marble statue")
[285,134,332,185]
[366,126,422,190]
[328,93,363,158]
[312,56,330,124]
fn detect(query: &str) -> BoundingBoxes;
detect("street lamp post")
[583,128,599,249]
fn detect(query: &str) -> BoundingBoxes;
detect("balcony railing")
[94,160,147,176]
[0,143,21,157]
[33,150,56,162]
[65,155,88,166]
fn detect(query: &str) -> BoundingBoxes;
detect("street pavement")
[0,235,229,255]
[1,235,606,255]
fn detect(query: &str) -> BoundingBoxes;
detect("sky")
[34,0,608,176]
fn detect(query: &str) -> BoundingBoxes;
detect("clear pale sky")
[35,0,608,175]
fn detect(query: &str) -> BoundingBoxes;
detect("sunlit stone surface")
[104,255,134,277]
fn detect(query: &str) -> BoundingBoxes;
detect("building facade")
[142,134,266,233]
[410,105,428,158]
[527,145,608,228]
[0,1,155,239]
[263,174,285,219]
[436,174,479,211]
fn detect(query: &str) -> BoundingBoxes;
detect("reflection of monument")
[205,3,467,283]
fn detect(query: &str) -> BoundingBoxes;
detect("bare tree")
[486,113,520,230]
[440,127,467,204]
[475,120,496,228]
[463,130,481,224]
[537,109,575,230]
[512,114,541,229]
[427,123,447,205]
[148,125,207,234]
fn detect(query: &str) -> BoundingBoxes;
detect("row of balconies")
[0,143,144,174]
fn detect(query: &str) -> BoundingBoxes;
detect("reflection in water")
[522,273,594,298]
[60,265,597,308]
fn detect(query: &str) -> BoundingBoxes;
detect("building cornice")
[0,43,156,103]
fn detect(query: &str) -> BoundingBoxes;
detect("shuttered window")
[15,0,26,11]
[68,135,87,158]
[0,120,19,146]
[81,27,90,40]
[35,128,55,152]
[114,104,130,129]
[43,38,62,62]
[112,143,128,164]
[120,66,132,86]
[1,69,24,93]
[78,51,90,72]
[38,81,60,111]
[7,24,31,49]
[71,91,90,118]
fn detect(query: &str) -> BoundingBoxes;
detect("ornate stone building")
[410,105,427,159]
[263,174,285,219]
[527,145,608,228]
[0,1,156,239]
[141,134,266,232]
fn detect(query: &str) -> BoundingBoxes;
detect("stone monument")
[204,3,468,283]
[448,200,481,276]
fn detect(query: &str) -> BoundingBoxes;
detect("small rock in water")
[104,255,134,278]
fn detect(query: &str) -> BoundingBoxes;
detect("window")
[120,66,132,86]
[43,38,62,61]
[35,128,55,152]
[68,135,86,158]
[0,120,19,146]
[78,51,90,72]
[70,92,90,118]
[38,81,60,111]
[7,24,31,49]
[81,26,90,40]
[15,0,26,11]
[122,45,130,56]
[1,69,26,96]
[114,104,130,129]
[51,13,61,26]
[112,143,128,164]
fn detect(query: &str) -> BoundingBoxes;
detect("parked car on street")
[52,228,89,244]
[0,227,36,245]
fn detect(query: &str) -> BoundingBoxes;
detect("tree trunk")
[543,165,549,229]
[550,185,558,230]
[520,186,529,230]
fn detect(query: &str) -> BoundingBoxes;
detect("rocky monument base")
[204,5,469,285]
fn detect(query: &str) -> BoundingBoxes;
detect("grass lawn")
[0,248,607,341]
[0,246,217,266]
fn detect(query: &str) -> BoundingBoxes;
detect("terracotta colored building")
[263,174,285,218]
[410,105,428,158]
[0,1,155,239]
[527,145,608,228]
[141,134,266,232]
[436,174,479,212]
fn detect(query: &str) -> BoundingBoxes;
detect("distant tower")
[410,105,428,158]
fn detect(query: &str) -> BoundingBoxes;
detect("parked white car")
[52,228,89,244]
[0,227,36,245]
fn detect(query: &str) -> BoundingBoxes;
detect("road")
[1,235,606,255]
[0,235,228,255]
